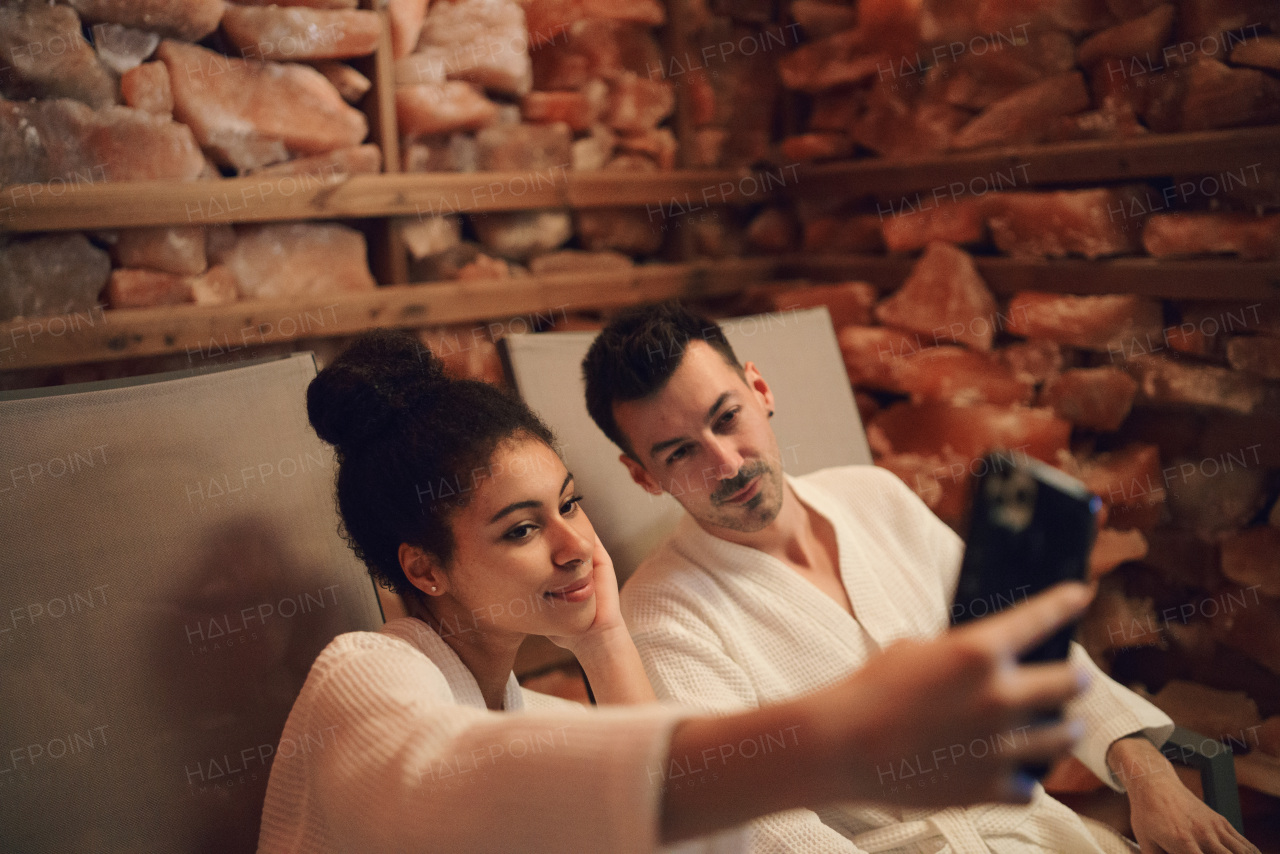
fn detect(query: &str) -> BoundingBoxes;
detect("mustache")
[711,461,770,503]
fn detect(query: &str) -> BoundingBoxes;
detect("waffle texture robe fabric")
[621,465,1175,854]
[257,616,703,854]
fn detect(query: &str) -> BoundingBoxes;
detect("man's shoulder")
[621,527,725,622]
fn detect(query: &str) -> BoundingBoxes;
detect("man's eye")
[668,445,691,464]
[505,524,536,541]
[717,408,740,429]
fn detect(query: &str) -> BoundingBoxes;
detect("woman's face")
[432,436,598,640]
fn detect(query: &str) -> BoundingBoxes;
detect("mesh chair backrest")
[0,354,383,853]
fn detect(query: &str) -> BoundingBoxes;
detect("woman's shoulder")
[306,618,454,701]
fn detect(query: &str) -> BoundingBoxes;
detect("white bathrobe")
[621,465,1175,854]
[257,616,700,854]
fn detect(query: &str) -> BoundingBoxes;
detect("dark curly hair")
[582,301,742,459]
[307,330,556,600]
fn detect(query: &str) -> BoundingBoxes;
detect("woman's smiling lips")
[545,575,593,603]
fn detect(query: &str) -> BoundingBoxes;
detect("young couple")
[258,304,1255,854]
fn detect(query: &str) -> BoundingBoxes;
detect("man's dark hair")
[582,301,743,459]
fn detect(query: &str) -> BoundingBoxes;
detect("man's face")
[613,341,785,534]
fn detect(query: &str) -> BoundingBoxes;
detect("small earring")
[767,409,774,417]
[431,586,438,592]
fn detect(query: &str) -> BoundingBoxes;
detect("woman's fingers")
[999,661,1090,714]
[963,582,1094,658]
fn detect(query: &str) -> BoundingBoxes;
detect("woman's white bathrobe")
[621,465,1175,854]
[257,616,704,854]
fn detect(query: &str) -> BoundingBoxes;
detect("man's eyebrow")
[487,473,573,523]
[648,392,733,458]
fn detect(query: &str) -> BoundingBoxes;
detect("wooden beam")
[779,255,1280,301]
[0,259,782,370]
[1,169,779,232]
[790,127,1280,198]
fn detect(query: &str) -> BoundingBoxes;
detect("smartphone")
[950,452,1101,778]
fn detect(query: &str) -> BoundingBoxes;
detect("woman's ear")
[400,543,446,596]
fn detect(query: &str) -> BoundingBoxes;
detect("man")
[582,302,1255,854]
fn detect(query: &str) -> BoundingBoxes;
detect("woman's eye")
[560,494,583,515]
[505,524,536,541]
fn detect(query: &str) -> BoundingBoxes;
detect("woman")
[258,330,1095,854]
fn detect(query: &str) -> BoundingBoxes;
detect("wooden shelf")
[1,169,773,233]
[789,127,1280,197]
[5,129,1275,233]
[780,254,1280,301]
[0,258,783,370]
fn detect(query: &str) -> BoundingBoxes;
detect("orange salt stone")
[893,347,1036,406]
[456,254,512,281]
[522,0,664,43]
[875,452,972,524]
[1088,528,1149,579]
[853,86,968,158]
[1166,456,1267,541]
[880,197,988,254]
[1143,212,1280,261]
[987,189,1146,260]
[1005,293,1163,353]
[1039,367,1139,431]
[1146,58,1280,132]
[790,0,859,37]
[1177,0,1278,42]
[157,40,368,171]
[222,6,381,60]
[396,82,498,136]
[1226,337,1280,380]
[0,99,207,184]
[1076,443,1164,515]
[251,144,382,177]
[779,133,854,163]
[0,1,117,108]
[120,62,173,116]
[67,0,225,42]
[221,223,376,299]
[928,30,1076,112]
[1231,34,1280,72]
[604,73,673,134]
[875,243,999,350]
[1182,301,1280,337]
[522,89,603,132]
[765,282,877,328]
[869,401,1071,463]
[837,326,931,393]
[951,72,1091,150]
[777,29,879,92]
[574,209,663,255]
[1126,354,1272,415]
[802,215,886,253]
[1221,527,1280,596]
[1076,4,1175,67]
[1077,582,1163,656]
[187,264,240,306]
[107,268,189,309]
[311,61,372,103]
[614,128,677,169]
[388,0,430,60]
[998,340,1064,388]
[113,226,207,276]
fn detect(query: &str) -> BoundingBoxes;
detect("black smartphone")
[950,452,1101,778]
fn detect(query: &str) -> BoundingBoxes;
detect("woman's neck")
[408,597,525,711]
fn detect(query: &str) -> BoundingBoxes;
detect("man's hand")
[1108,736,1259,854]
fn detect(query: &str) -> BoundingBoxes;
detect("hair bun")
[307,330,446,454]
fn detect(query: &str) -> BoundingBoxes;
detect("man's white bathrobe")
[621,465,1175,854]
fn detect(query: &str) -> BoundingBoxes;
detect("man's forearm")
[1106,732,1174,788]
